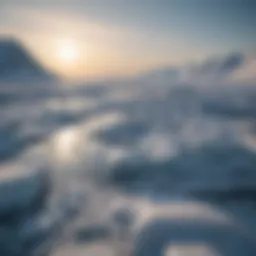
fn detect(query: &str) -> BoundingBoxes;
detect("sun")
[58,41,79,63]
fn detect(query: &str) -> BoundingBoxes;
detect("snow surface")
[0,54,256,255]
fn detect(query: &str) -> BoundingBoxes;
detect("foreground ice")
[0,77,256,255]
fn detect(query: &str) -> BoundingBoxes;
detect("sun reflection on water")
[165,244,220,256]
[49,112,126,166]
[51,127,81,164]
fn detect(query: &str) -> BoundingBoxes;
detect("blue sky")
[0,0,255,78]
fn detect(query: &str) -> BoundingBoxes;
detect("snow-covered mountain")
[0,37,54,81]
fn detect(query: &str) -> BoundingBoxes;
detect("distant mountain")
[132,67,180,85]
[132,52,248,86]
[194,52,245,76]
[181,52,247,83]
[142,67,180,81]
[0,37,55,81]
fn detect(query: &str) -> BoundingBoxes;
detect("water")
[0,80,256,255]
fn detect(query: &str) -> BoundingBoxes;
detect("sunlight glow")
[58,41,79,63]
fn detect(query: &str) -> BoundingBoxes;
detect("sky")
[0,0,255,79]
